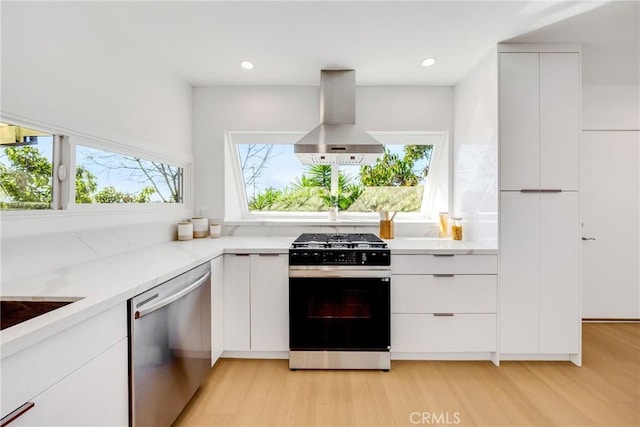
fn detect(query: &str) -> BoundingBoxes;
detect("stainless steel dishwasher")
[129,262,211,427]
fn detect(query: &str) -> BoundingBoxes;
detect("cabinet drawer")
[392,255,497,275]
[391,313,496,352]
[392,275,496,313]
[1,303,127,419]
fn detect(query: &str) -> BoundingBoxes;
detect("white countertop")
[0,236,496,358]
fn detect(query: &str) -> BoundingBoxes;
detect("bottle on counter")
[438,211,449,238]
[451,217,463,241]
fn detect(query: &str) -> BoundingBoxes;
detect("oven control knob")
[312,252,320,262]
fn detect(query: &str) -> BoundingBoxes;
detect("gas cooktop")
[289,233,390,266]
[291,233,387,249]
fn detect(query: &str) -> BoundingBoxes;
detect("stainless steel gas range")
[288,233,391,370]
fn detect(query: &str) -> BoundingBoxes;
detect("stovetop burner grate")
[291,233,387,249]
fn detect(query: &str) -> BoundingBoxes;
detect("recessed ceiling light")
[422,57,437,67]
[240,60,254,70]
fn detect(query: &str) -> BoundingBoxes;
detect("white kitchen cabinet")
[392,314,497,353]
[499,52,540,190]
[499,51,580,191]
[391,254,498,358]
[223,254,251,351]
[1,304,128,424]
[498,45,581,364]
[223,253,289,353]
[250,254,289,351]
[11,339,128,427]
[211,255,225,363]
[500,192,581,355]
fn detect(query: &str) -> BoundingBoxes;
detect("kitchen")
[1,1,639,426]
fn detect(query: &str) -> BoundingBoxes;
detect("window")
[0,122,54,210]
[75,145,183,204]
[227,131,449,220]
[0,120,187,211]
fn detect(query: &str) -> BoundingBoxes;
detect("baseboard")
[221,351,288,359]
[391,352,494,361]
[583,318,640,322]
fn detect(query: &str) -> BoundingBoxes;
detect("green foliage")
[94,186,155,203]
[0,146,52,207]
[247,145,432,212]
[75,166,98,203]
[0,146,157,208]
[360,145,432,186]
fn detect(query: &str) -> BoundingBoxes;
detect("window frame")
[0,115,192,216]
[226,130,450,222]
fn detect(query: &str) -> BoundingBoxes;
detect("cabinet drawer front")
[392,255,497,275]
[392,275,496,313]
[391,313,496,352]
[1,303,127,419]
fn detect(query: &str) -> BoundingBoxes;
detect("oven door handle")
[289,268,391,278]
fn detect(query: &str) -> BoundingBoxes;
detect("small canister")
[190,217,208,238]
[209,224,222,238]
[451,217,463,241]
[177,222,193,241]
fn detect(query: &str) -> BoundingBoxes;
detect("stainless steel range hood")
[294,70,384,165]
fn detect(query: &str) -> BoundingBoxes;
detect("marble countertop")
[0,236,496,358]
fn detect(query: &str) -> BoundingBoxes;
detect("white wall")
[0,1,192,155]
[583,85,640,131]
[192,86,453,221]
[0,2,193,242]
[453,49,499,246]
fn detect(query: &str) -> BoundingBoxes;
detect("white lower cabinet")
[1,303,128,425]
[11,339,128,427]
[250,254,289,352]
[211,255,225,364]
[392,314,497,352]
[223,253,289,353]
[500,192,581,356]
[391,254,498,358]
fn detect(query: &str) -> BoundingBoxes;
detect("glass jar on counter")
[451,217,463,241]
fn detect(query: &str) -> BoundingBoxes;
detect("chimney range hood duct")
[294,70,384,165]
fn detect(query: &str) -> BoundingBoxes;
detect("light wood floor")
[174,323,640,427]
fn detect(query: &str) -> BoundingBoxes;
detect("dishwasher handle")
[134,272,211,319]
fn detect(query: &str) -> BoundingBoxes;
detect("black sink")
[1,298,82,330]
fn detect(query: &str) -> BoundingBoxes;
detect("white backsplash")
[1,221,177,283]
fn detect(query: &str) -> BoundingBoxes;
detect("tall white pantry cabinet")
[498,44,582,365]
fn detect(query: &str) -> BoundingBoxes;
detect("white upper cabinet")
[539,53,580,191]
[500,52,540,191]
[499,51,580,191]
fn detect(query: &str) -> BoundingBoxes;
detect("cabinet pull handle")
[433,254,454,257]
[1,402,35,427]
[541,189,562,193]
[233,253,250,256]
[433,313,454,317]
[433,274,455,278]
[258,253,280,256]
[582,237,596,241]
[520,189,542,193]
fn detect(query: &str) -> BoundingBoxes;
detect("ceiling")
[4,1,638,86]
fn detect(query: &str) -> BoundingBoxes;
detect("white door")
[250,254,289,351]
[539,192,581,353]
[581,131,640,318]
[499,192,540,353]
[539,53,580,191]
[499,53,540,191]
[223,254,251,351]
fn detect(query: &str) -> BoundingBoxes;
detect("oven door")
[289,269,390,351]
